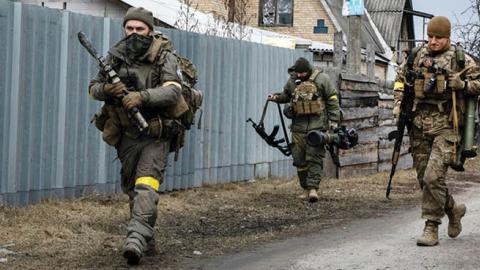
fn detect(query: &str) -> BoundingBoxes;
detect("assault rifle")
[77,32,148,131]
[386,70,417,199]
[247,100,291,156]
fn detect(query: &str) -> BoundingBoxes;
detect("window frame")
[258,0,294,27]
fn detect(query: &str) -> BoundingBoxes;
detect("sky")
[412,0,476,42]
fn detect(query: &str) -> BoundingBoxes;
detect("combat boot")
[416,220,439,246]
[122,239,144,265]
[446,203,466,238]
[298,190,309,200]
[145,238,157,256]
[308,189,318,203]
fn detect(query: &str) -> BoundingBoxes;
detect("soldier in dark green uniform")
[268,57,340,202]
[393,16,480,246]
[89,7,187,264]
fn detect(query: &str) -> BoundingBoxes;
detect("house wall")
[194,0,337,44]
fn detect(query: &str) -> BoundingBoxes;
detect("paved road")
[195,185,480,270]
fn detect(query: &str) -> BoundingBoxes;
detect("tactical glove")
[448,73,466,91]
[103,82,127,97]
[122,91,143,110]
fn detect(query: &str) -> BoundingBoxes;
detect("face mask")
[126,33,153,58]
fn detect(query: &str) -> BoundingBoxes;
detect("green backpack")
[155,33,203,130]
[175,54,203,130]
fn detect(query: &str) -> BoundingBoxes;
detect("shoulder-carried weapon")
[77,32,148,131]
[306,126,358,166]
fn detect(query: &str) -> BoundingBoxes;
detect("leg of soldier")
[305,142,325,191]
[411,126,433,189]
[417,133,456,246]
[421,134,455,223]
[117,136,170,264]
[304,141,324,203]
[291,132,309,191]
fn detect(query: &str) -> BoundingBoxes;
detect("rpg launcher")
[77,31,148,131]
[247,100,291,156]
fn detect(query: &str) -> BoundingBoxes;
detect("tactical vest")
[408,44,466,114]
[291,70,325,115]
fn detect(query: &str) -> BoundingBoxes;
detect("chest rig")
[409,45,465,113]
[291,70,325,115]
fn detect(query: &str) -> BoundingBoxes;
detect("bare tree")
[454,0,480,58]
[174,0,200,32]
[223,0,254,40]
[174,0,253,41]
[205,0,253,40]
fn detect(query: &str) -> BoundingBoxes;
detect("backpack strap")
[407,45,423,70]
[454,43,466,69]
[308,69,321,82]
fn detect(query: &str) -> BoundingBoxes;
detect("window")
[259,0,293,26]
[313,19,328,34]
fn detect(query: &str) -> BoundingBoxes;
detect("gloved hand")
[122,91,143,110]
[267,94,278,102]
[329,121,338,130]
[448,73,466,91]
[103,82,127,97]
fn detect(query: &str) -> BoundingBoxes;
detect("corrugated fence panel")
[0,0,311,206]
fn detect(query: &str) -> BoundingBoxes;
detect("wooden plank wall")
[319,32,412,179]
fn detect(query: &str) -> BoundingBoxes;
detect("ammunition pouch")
[92,105,109,131]
[91,104,126,147]
[283,103,295,119]
[414,72,449,99]
[102,118,122,147]
[146,118,163,139]
[162,120,185,153]
[291,99,325,115]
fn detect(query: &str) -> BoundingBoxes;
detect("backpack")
[154,33,203,130]
[153,33,203,158]
[175,54,203,130]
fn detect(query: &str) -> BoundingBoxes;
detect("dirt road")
[195,184,480,270]
[1,159,478,269]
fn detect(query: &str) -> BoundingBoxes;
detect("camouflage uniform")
[394,45,480,223]
[275,65,340,191]
[89,31,183,258]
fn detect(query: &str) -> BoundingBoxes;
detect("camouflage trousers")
[291,132,325,190]
[117,135,170,248]
[411,126,457,223]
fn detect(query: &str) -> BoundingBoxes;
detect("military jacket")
[89,32,182,121]
[275,68,340,133]
[394,45,480,133]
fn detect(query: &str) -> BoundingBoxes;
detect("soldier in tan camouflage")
[89,7,186,264]
[268,58,340,202]
[393,16,480,246]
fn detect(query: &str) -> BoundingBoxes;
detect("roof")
[323,0,387,55]
[364,0,414,49]
[119,0,331,49]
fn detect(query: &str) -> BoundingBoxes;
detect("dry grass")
[1,158,479,269]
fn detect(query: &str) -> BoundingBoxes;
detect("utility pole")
[344,0,364,74]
